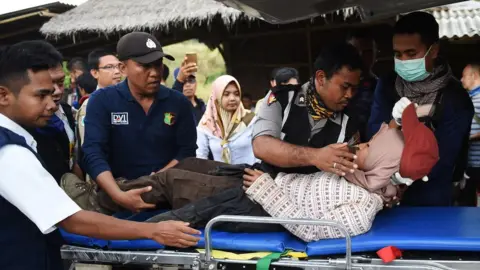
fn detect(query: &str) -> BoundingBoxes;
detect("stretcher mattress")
[307,207,480,256]
[60,207,480,256]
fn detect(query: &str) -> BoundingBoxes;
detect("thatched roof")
[40,0,249,37]
[40,0,358,37]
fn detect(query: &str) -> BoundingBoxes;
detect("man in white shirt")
[0,41,200,270]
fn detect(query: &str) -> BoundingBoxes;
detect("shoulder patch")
[267,92,277,106]
[164,112,176,126]
[298,93,306,105]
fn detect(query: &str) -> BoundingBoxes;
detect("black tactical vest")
[261,85,361,176]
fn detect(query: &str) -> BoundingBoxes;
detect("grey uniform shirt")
[252,82,343,142]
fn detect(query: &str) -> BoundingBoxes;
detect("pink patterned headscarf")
[198,75,247,139]
[344,124,404,202]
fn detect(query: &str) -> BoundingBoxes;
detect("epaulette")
[267,84,301,107]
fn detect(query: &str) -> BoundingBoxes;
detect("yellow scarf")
[198,75,248,164]
[306,83,334,121]
[218,105,244,163]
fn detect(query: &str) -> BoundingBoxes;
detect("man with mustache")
[82,32,197,213]
[252,42,363,177]
[0,40,200,270]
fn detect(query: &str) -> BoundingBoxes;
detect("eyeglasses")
[98,64,121,71]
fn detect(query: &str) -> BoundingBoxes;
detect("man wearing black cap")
[82,32,197,212]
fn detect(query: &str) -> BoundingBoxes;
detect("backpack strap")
[474,113,480,125]
[423,89,445,131]
[384,71,401,104]
[61,103,75,131]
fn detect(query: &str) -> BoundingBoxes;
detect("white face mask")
[394,46,432,82]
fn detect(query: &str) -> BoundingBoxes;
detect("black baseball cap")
[117,32,174,64]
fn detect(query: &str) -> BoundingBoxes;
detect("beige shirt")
[76,98,89,146]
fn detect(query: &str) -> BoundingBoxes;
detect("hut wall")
[442,39,480,78]
[227,23,394,100]
[228,31,310,97]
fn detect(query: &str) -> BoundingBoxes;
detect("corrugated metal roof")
[427,0,480,38]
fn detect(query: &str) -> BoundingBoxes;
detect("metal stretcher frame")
[61,246,480,270]
[61,215,480,270]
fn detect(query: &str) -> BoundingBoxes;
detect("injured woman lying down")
[148,103,439,242]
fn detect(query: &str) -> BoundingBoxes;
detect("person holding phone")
[172,53,198,91]
[172,53,206,125]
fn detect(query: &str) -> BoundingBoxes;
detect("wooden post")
[219,40,233,75]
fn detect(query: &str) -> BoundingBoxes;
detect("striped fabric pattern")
[469,93,480,167]
[245,172,383,242]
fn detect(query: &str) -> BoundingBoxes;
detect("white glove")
[392,97,413,125]
[459,172,469,190]
[390,172,428,186]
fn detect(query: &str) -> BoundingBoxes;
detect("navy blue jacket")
[82,80,197,180]
[0,127,63,270]
[345,76,377,142]
[367,74,473,206]
[172,80,206,125]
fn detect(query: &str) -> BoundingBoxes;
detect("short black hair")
[162,64,170,81]
[394,12,439,47]
[346,28,373,42]
[0,40,62,94]
[76,72,97,94]
[88,49,113,70]
[313,42,363,79]
[275,67,300,85]
[67,57,87,73]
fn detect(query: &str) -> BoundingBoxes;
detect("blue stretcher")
[61,207,480,270]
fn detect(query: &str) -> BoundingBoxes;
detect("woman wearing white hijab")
[196,75,256,164]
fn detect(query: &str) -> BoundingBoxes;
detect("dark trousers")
[97,158,241,213]
[97,158,281,232]
[457,167,480,206]
[146,186,285,233]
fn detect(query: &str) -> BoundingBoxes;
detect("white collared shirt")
[196,120,259,165]
[56,105,75,168]
[0,113,81,234]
